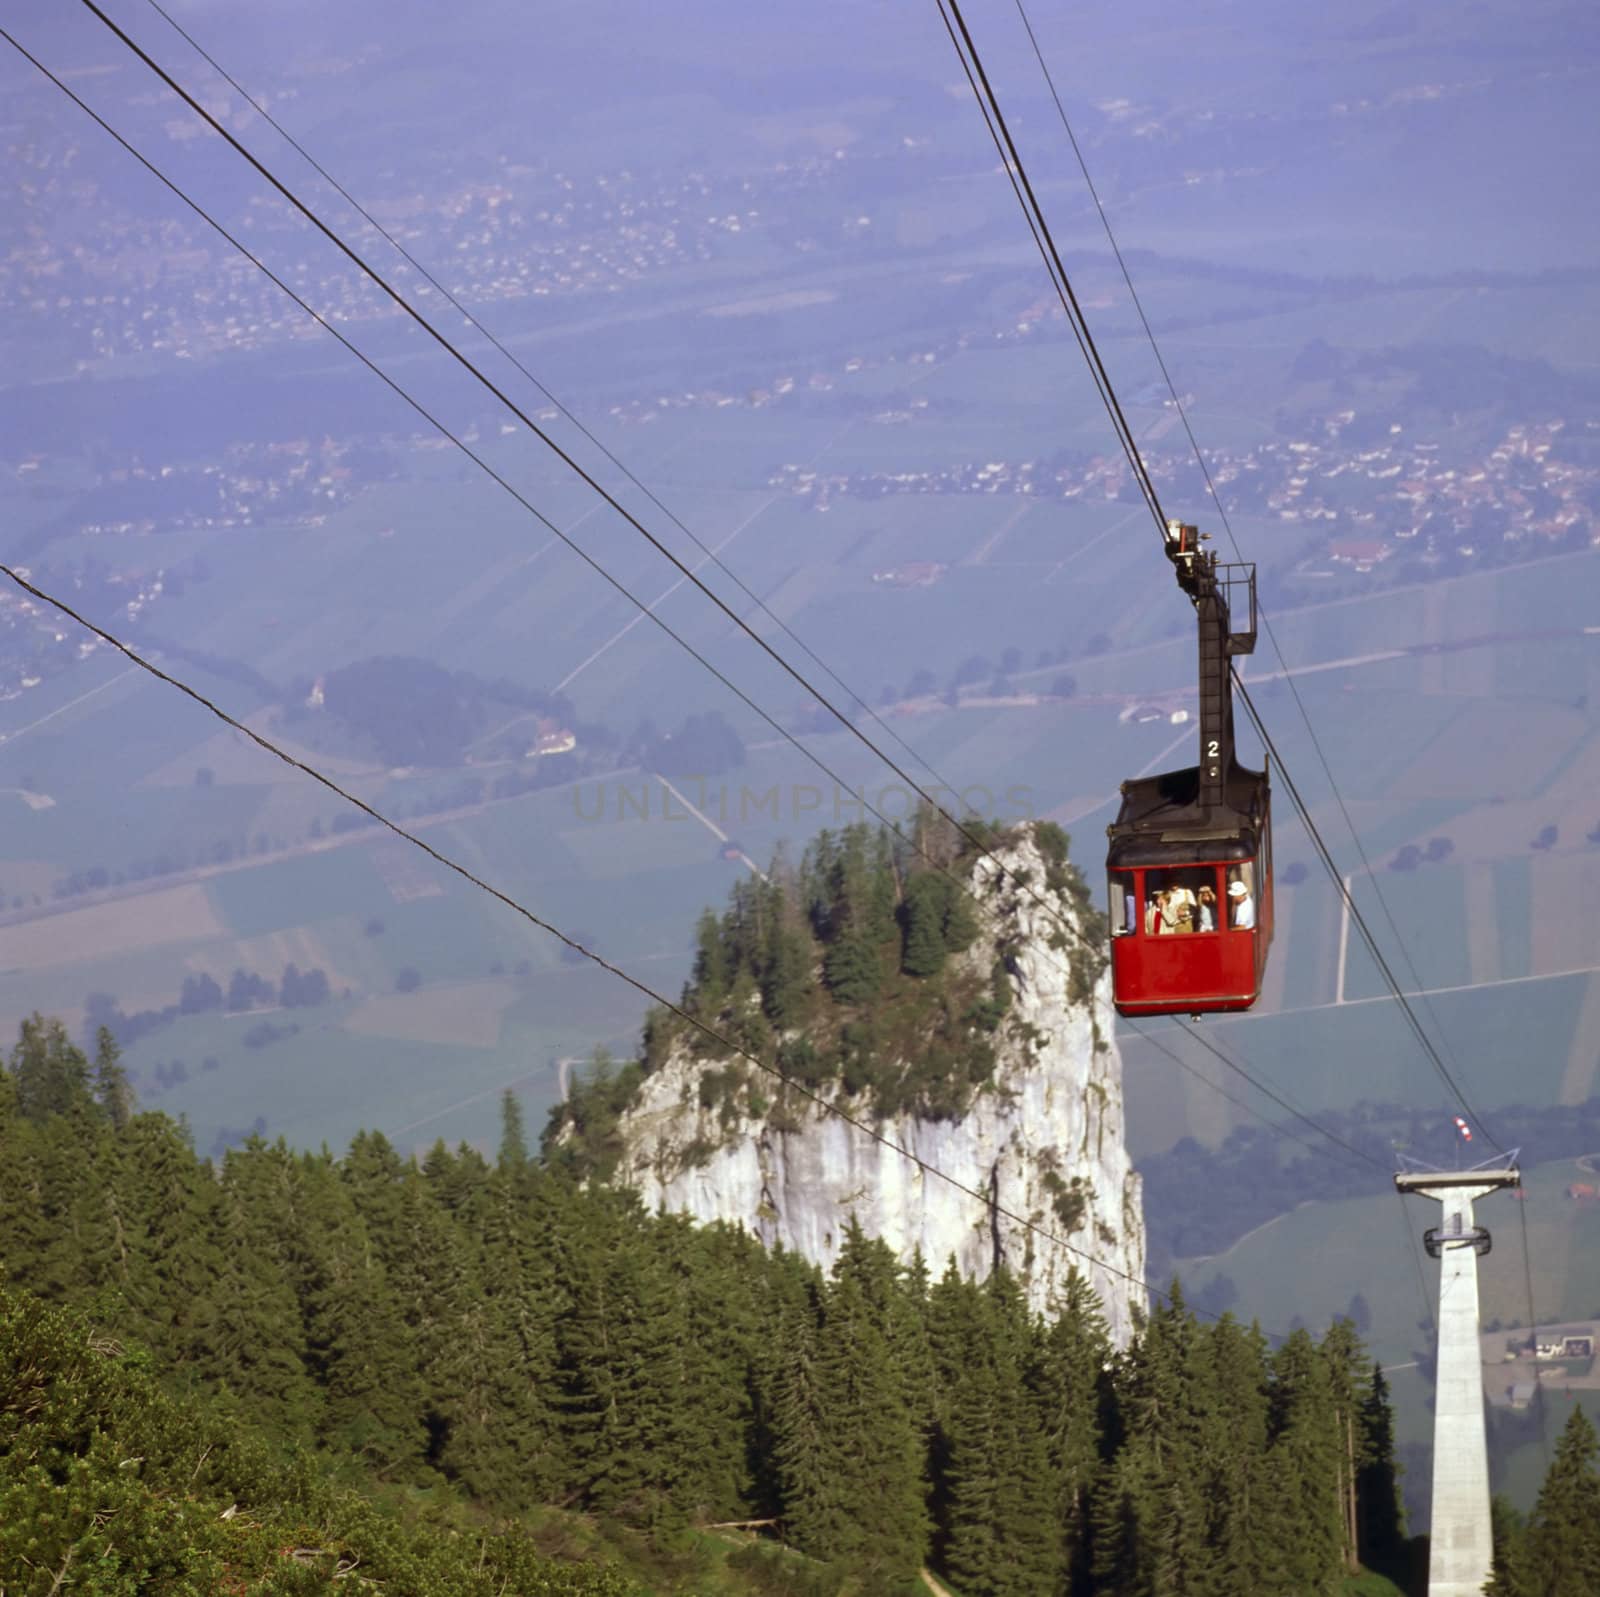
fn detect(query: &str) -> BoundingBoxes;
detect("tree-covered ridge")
[552,818,1105,1176]
[280,654,576,768]
[1,1015,1421,1596]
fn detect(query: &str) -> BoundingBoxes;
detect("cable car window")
[1109,872,1136,936]
[1226,862,1257,930]
[1143,866,1221,935]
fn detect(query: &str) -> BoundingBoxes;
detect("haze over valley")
[3,0,1599,1572]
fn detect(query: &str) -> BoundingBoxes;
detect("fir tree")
[723,877,765,984]
[815,826,893,1005]
[1198,1313,1273,1595]
[497,1089,530,1175]
[866,828,902,943]
[931,1268,1060,1596]
[1321,1316,1368,1571]
[1520,1406,1600,1596]
[1486,1494,1529,1597]
[1356,1364,1406,1574]
[760,886,812,1027]
[823,927,882,1005]
[91,1026,134,1131]
[556,1191,703,1527]
[11,1014,92,1123]
[654,1214,759,1521]
[817,1283,926,1585]
[300,1149,425,1474]
[1260,1327,1347,1594]
[4,1078,89,1297]
[121,1114,225,1371]
[942,882,979,954]
[772,1226,926,1586]
[67,1117,136,1303]
[423,1137,493,1227]
[393,1161,482,1474]
[1090,1282,1218,1595]
[900,873,949,978]
[1089,1444,1154,1597]
[772,1286,839,1558]
[1030,1269,1109,1594]
[445,1167,567,1504]
[689,908,730,1010]
[747,1245,823,1524]
[206,1138,321,1434]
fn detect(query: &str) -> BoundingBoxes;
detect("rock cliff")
[589,825,1146,1344]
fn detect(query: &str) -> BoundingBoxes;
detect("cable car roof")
[1106,761,1268,866]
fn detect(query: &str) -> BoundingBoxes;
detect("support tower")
[1394,1155,1522,1597]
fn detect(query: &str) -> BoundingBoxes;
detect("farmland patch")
[343,978,518,1049]
[0,883,220,971]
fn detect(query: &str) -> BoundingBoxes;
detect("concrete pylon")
[1395,1157,1521,1597]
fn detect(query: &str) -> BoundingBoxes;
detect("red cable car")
[1106,521,1273,1017]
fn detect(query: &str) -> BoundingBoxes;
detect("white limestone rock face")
[607,829,1147,1345]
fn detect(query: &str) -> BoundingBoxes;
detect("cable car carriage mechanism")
[1422,1219,1492,1260]
[1106,521,1273,1018]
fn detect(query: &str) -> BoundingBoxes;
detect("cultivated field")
[344,978,520,1049]
[0,883,221,971]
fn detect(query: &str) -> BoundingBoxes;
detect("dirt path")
[921,1570,957,1597]
[1179,1202,1312,1267]
[652,771,765,878]
[965,498,1034,566]
[0,664,140,748]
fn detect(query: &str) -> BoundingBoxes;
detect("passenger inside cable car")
[1112,862,1259,938]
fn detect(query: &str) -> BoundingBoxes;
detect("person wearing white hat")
[1227,878,1255,930]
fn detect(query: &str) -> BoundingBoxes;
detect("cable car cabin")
[1106,762,1272,1017]
[1104,521,1273,1018]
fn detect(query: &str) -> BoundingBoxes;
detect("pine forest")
[0,1010,1503,1597]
